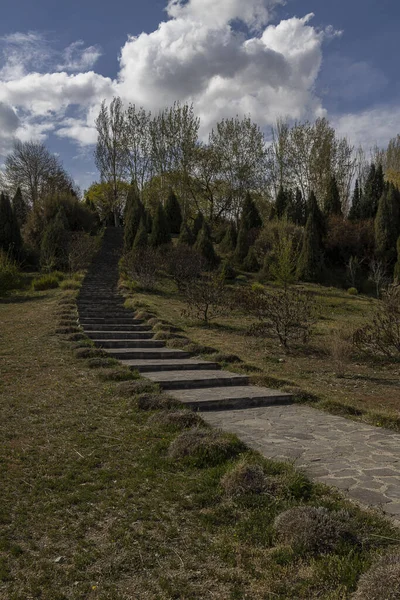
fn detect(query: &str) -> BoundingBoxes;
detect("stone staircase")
[77,228,293,411]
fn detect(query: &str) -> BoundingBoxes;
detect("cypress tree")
[165,189,182,235]
[242,192,262,229]
[324,176,342,216]
[349,180,362,221]
[0,192,21,256]
[40,210,68,271]
[361,164,385,219]
[178,221,195,246]
[291,188,306,225]
[150,202,171,247]
[193,212,205,239]
[12,187,28,228]
[296,211,323,282]
[124,184,145,250]
[219,222,237,253]
[394,237,400,282]
[194,223,219,269]
[375,184,400,264]
[234,222,250,264]
[133,218,148,250]
[276,186,289,219]
[243,247,260,272]
[306,191,325,240]
[145,210,153,234]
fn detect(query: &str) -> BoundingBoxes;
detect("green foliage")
[165,189,182,234]
[297,197,324,282]
[375,184,400,264]
[220,259,237,281]
[349,179,362,221]
[12,187,28,228]
[219,222,237,253]
[394,237,400,282]
[242,192,262,229]
[178,221,195,246]
[324,175,342,216]
[150,202,171,247]
[167,428,246,467]
[234,222,250,264]
[194,223,219,269]
[40,209,68,272]
[287,188,306,225]
[0,249,20,295]
[0,192,22,257]
[193,212,205,239]
[347,287,358,295]
[32,273,60,291]
[124,184,145,250]
[276,186,289,219]
[243,247,260,272]
[306,190,325,238]
[269,220,298,287]
[361,163,385,219]
[133,218,148,250]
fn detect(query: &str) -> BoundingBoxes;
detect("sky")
[0,0,399,192]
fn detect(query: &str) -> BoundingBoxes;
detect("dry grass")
[221,458,268,496]
[148,409,205,430]
[1,287,399,599]
[352,552,400,599]
[168,428,247,467]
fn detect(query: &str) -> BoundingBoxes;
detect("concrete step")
[170,385,294,411]
[79,311,135,318]
[79,318,143,325]
[105,348,192,360]
[145,370,248,390]
[120,359,221,373]
[82,324,151,332]
[93,339,165,349]
[86,331,154,340]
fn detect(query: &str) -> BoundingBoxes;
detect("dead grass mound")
[87,357,119,369]
[117,380,160,396]
[352,553,400,600]
[168,428,246,467]
[56,326,81,335]
[274,506,356,554]
[136,394,181,411]
[97,368,139,382]
[149,409,205,430]
[221,459,268,496]
[75,347,106,359]
[66,332,86,342]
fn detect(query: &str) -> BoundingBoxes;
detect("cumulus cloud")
[0,0,338,152]
[334,105,400,149]
[0,31,51,81]
[57,41,102,72]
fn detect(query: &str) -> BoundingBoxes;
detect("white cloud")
[334,105,400,149]
[57,41,102,72]
[0,0,337,151]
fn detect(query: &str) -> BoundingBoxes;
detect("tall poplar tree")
[324,175,342,216]
[150,202,171,247]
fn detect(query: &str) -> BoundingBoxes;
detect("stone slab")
[170,385,293,410]
[145,369,248,390]
[120,359,221,372]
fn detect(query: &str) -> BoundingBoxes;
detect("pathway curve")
[203,405,400,523]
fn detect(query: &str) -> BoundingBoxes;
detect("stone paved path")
[203,405,400,524]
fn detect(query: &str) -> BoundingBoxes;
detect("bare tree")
[124,104,153,192]
[95,97,128,226]
[369,259,389,299]
[4,141,70,206]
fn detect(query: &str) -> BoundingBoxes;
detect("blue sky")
[0,0,399,192]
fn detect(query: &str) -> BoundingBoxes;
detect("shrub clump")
[347,287,358,295]
[66,332,86,342]
[221,459,268,496]
[137,394,181,411]
[168,428,246,467]
[87,357,119,369]
[352,553,400,600]
[213,353,242,364]
[274,506,355,554]
[97,368,139,382]
[149,409,205,430]
[32,274,59,291]
[59,279,81,290]
[117,380,159,396]
[75,347,106,359]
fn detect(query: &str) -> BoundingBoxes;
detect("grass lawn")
[124,276,400,431]
[1,285,400,599]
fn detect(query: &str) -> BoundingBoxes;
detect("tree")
[150,202,171,247]
[40,209,68,271]
[306,191,325,240]
[133,218,148,250]
[84,181,129,225]
[375,185,400,264]
[269,221,298,288]
[287,188,306,226]
[243,247,260,273]
[297,210,323,282]
[234,222,250,264]
[348,180,362,221]
[5,141,72,206]
[165,189,182,234]
[194,223,219,269]
[219,222,237,253]
[394,237,400,282]
[193,212,205,239]
[0,192,21,256]
[124,184,145,250]
[276,186,289,219]
[124,103,152,191]
[324,176,342,216]
[242,192,262,230]
[95,97,128,226]
[178,222,195,246]
[12,187,28,228]
[361,163,385,219]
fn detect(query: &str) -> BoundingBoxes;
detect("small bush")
[168,428,246,467]
[213,353,242,364]
[182,273,231,325]
[59,279,81,290]
[137,394,181,411]
[117,380,159,396]
[221,459,268,496]
[87,358,119,369]
[164,245,204,290]
[97,368,138,382]
[347,287,358,295]
[0,250,21,295]
[274,506,355,554]
[66,332,86,342]
[147,317,162,327]
[136,311,156,321]
[220,260,237,281]
[32,274,59,291]
[148,410,205,430]
[122,247,161,290]
[352,553,400,600]
[329,327,353,378]
[75,348,106,359]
